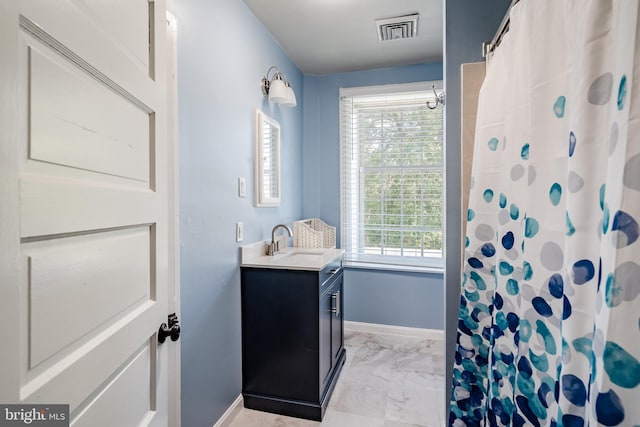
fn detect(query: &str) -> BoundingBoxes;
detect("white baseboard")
[212,394,243,427]
[344,320,444,340]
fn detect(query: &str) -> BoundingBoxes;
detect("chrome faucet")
[267,224,293,256]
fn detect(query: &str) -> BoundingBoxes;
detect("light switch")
[238,177,246,198]
[236,222,244,242]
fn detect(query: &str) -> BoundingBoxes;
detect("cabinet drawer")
[319,260,342,292]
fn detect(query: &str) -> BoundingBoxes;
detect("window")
[340,82,444,270]
[255,110,281,207]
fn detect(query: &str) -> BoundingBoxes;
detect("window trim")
[339,81,445,271]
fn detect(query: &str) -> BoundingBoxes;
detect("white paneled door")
[0,1,178,426]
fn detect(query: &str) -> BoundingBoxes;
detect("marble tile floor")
[227,328,446,427]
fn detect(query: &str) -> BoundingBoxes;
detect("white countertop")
[240,240,344,271]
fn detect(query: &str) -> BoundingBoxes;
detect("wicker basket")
[293,218,336,249]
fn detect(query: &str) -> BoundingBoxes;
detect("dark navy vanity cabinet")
[240,259,345,421]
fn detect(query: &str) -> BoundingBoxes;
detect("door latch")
[158,313,181,344]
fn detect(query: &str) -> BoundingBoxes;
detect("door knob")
[158,313,180,344]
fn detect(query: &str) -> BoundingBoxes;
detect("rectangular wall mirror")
[254,110,280,207]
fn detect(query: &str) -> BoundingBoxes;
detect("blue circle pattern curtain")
[450,1,640,426]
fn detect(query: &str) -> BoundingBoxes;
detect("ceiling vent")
[375,13,419,42]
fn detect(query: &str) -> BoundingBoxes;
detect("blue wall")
[169,0,303,425]
[344,269,444,329]
[301,64,445,330]
[443,0,511,415]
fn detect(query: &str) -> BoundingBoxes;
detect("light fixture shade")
[281,86,297,107]
[268,78,288,104]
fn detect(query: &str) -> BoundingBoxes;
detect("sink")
[276,249,325,263]
[280,249,324,256]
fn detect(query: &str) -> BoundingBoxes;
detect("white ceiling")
[243,0,443,75]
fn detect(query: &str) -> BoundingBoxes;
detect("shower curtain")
[451,1,640,426]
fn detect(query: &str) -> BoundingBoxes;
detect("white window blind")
[262,120,279,199]
[340,83,444,270]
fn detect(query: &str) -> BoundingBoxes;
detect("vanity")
[240,243,346,421]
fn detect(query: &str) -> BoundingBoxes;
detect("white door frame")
[166,11,181,427]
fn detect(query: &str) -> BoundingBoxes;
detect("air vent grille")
[376,13,419,42]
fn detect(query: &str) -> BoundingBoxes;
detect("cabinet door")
[319,283,333,391]
[330,274,344,368]
[241,268,320,402]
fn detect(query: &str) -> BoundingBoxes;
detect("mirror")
[254,110,281,207]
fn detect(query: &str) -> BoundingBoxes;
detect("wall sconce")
[261,66,297,108]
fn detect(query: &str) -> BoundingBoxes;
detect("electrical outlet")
[236,222,244,242]
[238,177,246,198]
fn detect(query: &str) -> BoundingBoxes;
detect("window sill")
[343,261,444,275]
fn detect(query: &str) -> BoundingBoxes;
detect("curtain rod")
[482,0,520,58]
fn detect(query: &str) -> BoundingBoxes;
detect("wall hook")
[426,85,445,109]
